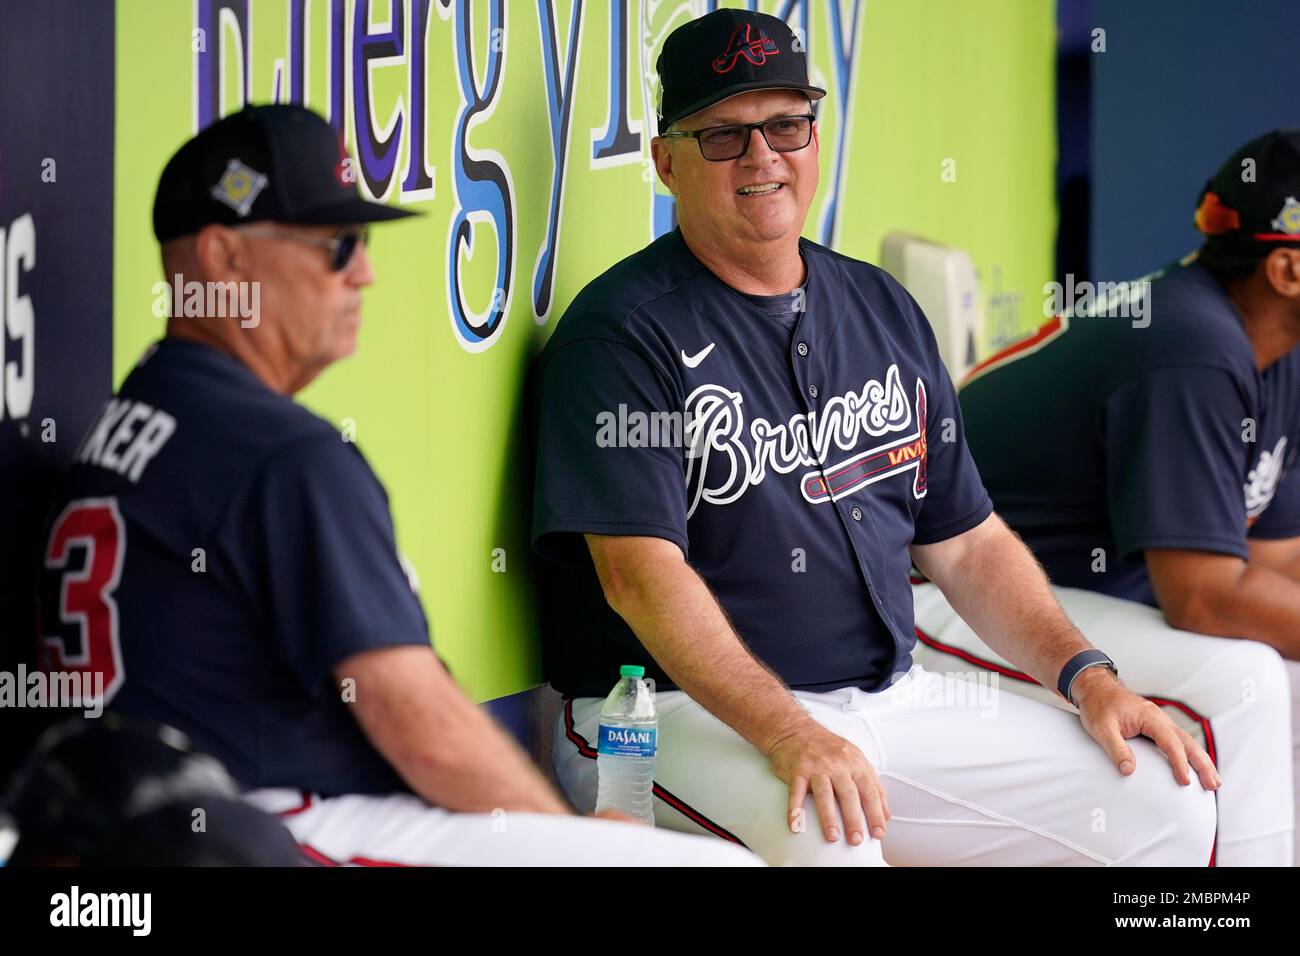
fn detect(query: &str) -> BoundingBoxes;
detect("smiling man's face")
[653,89,820,254]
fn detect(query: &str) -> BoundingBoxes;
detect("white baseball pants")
[911,581,1296,866]
[243,789,763,866]
[556,661,1217,867]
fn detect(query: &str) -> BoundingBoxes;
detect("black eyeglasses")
[660,113,816,162]
[238,225,371,271]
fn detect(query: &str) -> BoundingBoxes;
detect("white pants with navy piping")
[557,660,1217,867]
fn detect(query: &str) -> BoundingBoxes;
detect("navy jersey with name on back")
[39,338,430,795]
[532,228,992,699]
[959,257,1300,605]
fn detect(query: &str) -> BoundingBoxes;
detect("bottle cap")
[619,664,646,678]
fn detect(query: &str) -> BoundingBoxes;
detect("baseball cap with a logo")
[1194,129,1300,255]
[152,103,417,242]
[655,9,825,134]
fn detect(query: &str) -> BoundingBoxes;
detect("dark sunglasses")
[660,113,816,162]
[238,225,371,271]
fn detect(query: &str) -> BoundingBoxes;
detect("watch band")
[1057,649,1118,705]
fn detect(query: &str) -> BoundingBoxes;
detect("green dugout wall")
[108,0,1056,701]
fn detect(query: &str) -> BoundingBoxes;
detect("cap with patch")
[656,9,825,134]
[1194,128,1300,254]
[152,103,417,242]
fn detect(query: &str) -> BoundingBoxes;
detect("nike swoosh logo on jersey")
[681,344,715,368]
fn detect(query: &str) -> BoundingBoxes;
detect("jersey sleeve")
[1105,366,1251,561]
[532,335,689,567]
[1246,440,1300,539]
[222,433,432,690]
[906,302,994,545]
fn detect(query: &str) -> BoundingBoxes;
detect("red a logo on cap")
[712,24,780,74]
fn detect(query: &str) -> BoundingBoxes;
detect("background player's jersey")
[960,257,1300,605]
[532,228,991,698]
[39,338,431,795]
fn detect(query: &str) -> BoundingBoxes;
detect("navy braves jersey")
[532,228,993,698]
[960,257,1300,606]
[39,338,430,795]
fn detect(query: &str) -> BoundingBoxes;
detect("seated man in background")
[533,8,1218,868]
[920,129,1300,865]
[37,103,758,867]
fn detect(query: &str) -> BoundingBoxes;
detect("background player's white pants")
[912,581,1296,867]
[243,790,763,866]
[555,663,1216,867]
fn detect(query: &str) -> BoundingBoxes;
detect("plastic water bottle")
[594,664,658,826]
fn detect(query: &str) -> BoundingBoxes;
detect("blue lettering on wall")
[446,0,516,353]
[531,0,585,322]
[195,0,251,131]
[766,0,864,246]
[268,0,308,105]
[402,0,436,196]
[590,0,642,168]
[352,0,405,201]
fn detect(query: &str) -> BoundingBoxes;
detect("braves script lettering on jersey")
[684,363,928,512]
[532,227,991,698]
[960,257,1300,605]
[40,338,431,795]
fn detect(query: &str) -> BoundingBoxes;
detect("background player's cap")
[2,714,304,866]
[152,103,417,242]
[656,9,825,135]
[1194,128,1300,252]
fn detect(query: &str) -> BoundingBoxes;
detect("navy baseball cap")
[656,9,825,134]
[153,103,417,242]
[1194,129,1300,254]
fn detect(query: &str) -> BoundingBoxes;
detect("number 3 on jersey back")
[42,497,127,706]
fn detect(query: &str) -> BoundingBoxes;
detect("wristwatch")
[1057,649,1119,706]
